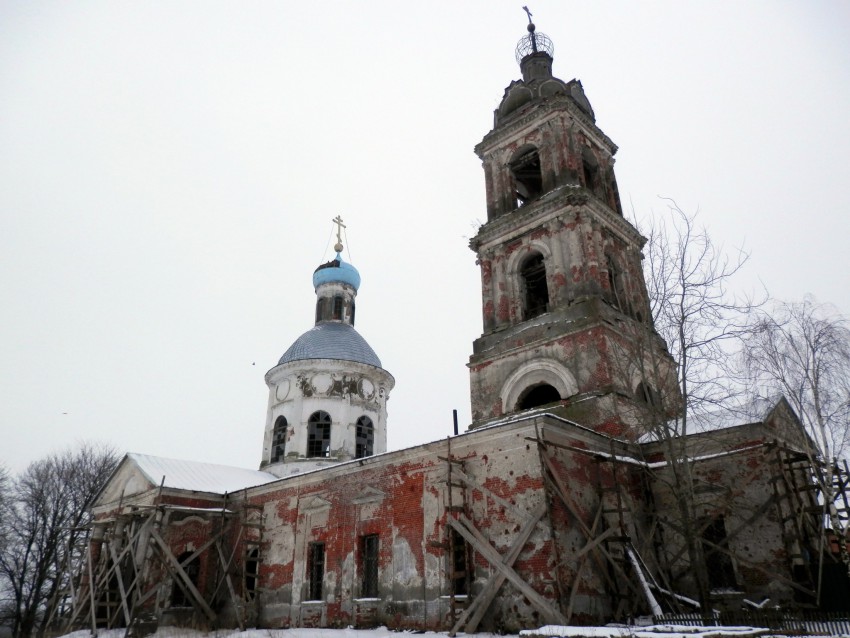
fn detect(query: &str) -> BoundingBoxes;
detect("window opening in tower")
[517,383,561,410]
[521,253,549,319]
[510,148,542,207]
[607,254,624,310]
[271,416,287,463]
[582,147,600,197]
[307,411,332,458]
[635,382,661,409]
[355,416,374,458]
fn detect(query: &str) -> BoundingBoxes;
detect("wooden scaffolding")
[439,437,565,637]
[769,440,850,607]
[533,429,663,622]
[55,495,264,636]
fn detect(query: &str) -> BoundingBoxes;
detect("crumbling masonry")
[59,20,849,636]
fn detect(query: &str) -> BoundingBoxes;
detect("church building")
[67,19,846,635]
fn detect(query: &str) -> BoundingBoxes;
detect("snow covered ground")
[58,624,845,638]
[60,628,516,638]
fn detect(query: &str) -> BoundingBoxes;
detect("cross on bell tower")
[466,15,679,438]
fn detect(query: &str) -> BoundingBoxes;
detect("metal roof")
[278,322,382,368]
[128,453,278,493]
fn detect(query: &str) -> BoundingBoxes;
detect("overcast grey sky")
[2,1,848,475]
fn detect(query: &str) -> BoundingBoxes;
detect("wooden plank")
[447,515,567,626]
[150,529,217,621]
[541,453,633,594]
[449,503,546,636]
[107,542,132,626]
[565,502,604,623]
[87,544,97,636]
[210,525,244,603]
[576,526,617,560]
[215,540,245,631]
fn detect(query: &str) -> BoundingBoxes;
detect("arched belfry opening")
[510,147,543,207]
[517,383,561,410]
[582,146,601,198]
[520,252,549,320]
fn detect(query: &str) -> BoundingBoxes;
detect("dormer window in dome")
[510,146,543,208]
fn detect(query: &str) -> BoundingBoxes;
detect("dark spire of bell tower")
[517,7,554,82]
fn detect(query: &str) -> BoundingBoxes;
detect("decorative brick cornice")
[475,93,617,159]
[469,186,644,252]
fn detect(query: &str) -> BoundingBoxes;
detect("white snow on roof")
[128,453,278,494]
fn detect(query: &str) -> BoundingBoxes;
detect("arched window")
[510,147,542,208]
[271,416,287,463]
[171,551,200,607]
[517,383,561,410]
[635,382,661,409]
[582,147,600,196]
[355,416,374,459]
[315,297,328,323]
[520,252,549,320]
[307,411,332,458]
[606,254,625,311]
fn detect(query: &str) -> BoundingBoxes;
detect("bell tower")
[467,15,677,438]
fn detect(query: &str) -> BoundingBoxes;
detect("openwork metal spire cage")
[515,25,553,64]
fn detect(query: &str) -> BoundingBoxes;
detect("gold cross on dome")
[333,215,346,252]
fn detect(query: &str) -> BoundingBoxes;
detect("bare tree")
[741,297,850,580]
[643,199,760,422]
[741,298,850,462]
[0,443,118,638]
[631,200,763,610]
[0,463,10,613]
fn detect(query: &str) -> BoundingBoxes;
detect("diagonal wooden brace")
[449,503,547,636]
[448,514,567,626]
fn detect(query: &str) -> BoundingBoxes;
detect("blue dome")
[312,253,361,291]
[278,322,382,368]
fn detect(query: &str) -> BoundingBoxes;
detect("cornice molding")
[469,187,644,253]
[475,94,617,159]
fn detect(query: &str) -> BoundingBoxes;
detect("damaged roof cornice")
[470,188,644,253]
[475,93,618,159]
